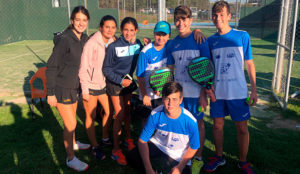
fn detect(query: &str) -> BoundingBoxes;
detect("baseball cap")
[154,21,171,34]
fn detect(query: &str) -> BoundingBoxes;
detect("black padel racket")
[187,57,216,102]
[149,67,173,96]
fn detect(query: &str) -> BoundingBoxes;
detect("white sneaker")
[74,141,91,150]
[66,156,89,172]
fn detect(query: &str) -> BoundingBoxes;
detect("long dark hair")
[120,17,138,31]
[67,6,90,29]
[100,15,117,28]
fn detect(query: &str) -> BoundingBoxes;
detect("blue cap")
[154,21,171,34]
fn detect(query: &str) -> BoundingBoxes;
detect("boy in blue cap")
[136,21,171,122]
[136,21,205,126]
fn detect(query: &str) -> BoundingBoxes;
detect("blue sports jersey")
[167,32,211,98]
[140,105,200,164]
[207,28,252,100]
[136,42,168,100]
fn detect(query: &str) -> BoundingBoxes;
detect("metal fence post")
[283,0,299,109]
[275,0,290,92]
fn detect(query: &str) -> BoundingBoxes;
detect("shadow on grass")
[202,115,300,174]
[0,103,62,173]
[251,44,276,50]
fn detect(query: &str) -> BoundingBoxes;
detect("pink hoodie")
[79,31,114,95]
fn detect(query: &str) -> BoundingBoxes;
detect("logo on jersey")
[171,137,179,142]
[213,41,219,47]
[159,123,167,127]
[153,56,158,61]
[168,144,174,148]
[175,44,180,48]
[220,63,231,74]
[227,52,235,58]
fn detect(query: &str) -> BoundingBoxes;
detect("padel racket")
[187,56,216,102]
[149,67,173,96]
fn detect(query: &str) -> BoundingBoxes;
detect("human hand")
[122,79,132,88]
[248,90,258,106]
[143,37,151,45]
[169,166,181,174]
[199,93,208,112]
[205,88,216,102]
[143,95,152,107]
[82,94,89,102]
[193,29,206,44]
[47,95,57,107]
[154,91,160,96]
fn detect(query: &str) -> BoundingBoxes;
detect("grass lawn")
[0,102,300,173]
[0,28,300,173]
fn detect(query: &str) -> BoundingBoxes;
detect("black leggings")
[126,142,191,174]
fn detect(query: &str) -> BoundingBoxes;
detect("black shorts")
[126,142,191,174]
[136,98,163,119]
[106,81,137,96]
[55,87,79,104]
[89,88,106,96]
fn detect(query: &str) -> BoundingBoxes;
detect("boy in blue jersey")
[136,21,171,123]
[202,1,257,174]
[167,5,211,173]
[126,82,200,174]
[136,21,206,127]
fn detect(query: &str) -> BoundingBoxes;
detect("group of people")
[45,1,257,174]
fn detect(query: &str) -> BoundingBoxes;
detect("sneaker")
[66,156,89,172]
[91,146,106,160]
[238,161,255,174]
[74,141,91,150]
[111,149,127,165]
[124,138,135,151]
[192,158,204,174]
[101,138,113,147]
[203,155,226,173]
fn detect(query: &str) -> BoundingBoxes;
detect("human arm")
[193,29,206,44]
[139,114,157,173]
[199,87,208,112]
[102,44,125,85]
[79,41,94,101]
[245,59,257,106]
[138,139,156,174]
[169,147,197,174]
[243,32,257,106]
[143,37,151,46]
[137,77,152,106]
[46,40,66,106]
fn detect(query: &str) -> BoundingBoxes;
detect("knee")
[115,109,125,121]
[65,120,77,132]
[213,122,224,131]
[198,120,205,129]
[237,125,249,135]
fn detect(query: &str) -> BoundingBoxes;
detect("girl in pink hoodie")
[79,15,117,159]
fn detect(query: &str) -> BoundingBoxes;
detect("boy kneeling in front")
[127,82,200,174]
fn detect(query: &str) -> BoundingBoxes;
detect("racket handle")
[206,89,216,102]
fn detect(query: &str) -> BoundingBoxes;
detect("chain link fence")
[1,0,299,106]
[0,0,118,45]
[272,0,299,109]
[100,0,242,29]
